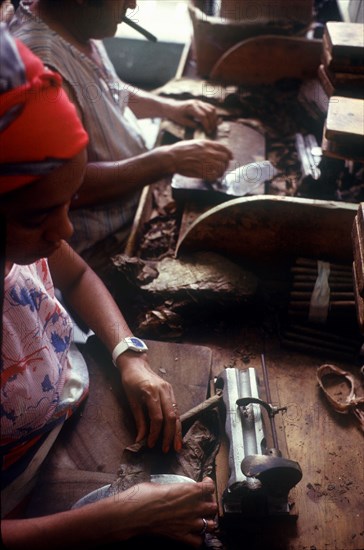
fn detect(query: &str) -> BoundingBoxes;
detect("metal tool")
[215,359,302,523]
[295,133,322,184]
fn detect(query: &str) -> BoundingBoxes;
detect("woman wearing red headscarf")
[0,26,217,549]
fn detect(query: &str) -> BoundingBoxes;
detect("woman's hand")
[106,476,218,547]
[167,139,233,182]
[1,478,218,549]
[116,353,182,454]
[164,99,218,136]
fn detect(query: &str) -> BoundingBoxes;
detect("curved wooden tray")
[176,196,357,265]
[209,35,322,85]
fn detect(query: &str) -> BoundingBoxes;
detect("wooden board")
[317,64,364,98]
[324,21,364,59]
[267,345,364,550]
[176,196,358,267]
[325,96,364,145]
[322,32,364,73]
[209,36,322,86]
[24,338,212,518]
[219,0,314,23]
[188,3,299,78]
[325,65,364,86]
[321,125,364,162]
[181,323,364,550]
[353,263,364,332]
[352,216,364,297]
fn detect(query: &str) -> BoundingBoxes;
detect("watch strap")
[112,337,148,366]
[112,340,129,365]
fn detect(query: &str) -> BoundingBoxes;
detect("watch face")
[128,337,148,351]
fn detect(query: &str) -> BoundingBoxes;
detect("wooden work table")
[26,74,363,550]
[182,323,364,550]
[25,181,363,550]
[26,320,363,550]
[115,147,363,550]
[117,100,364,549]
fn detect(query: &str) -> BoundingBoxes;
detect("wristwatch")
[112,336,148,365]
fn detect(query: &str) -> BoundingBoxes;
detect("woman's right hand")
[167,139,233,182]
[107,476,218,547]
[1,478,218,549]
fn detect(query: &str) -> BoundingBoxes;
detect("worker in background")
[0,25,217,549]
[9,0,233,272]
[0,0,14,22]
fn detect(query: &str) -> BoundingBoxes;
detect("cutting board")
[24,338,212,517]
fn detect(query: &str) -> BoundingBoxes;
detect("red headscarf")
[0,24,89,194]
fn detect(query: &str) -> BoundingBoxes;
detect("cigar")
[122,16,158,42]
[290,291,355,301]
[289,300,355,309]
[294,258,352,272]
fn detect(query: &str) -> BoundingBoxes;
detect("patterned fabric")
[0,24,89,193]
[10,2,148,254]
[1,260,89,498]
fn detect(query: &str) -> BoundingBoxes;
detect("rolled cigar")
[283,331,356,353]
[295,258,353,272]
[281,338,355,360]
[291,267,353,279]
[290,291,355,300]
[122,16,157,42]
[289,324,362,345]
[289,300,355,309]
[292,281,354,290]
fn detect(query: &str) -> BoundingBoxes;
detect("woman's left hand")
[116,353,182,454]
[165,98,218,136]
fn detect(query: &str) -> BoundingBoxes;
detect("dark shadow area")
[103,37,186,90]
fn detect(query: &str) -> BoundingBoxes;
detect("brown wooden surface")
[353,264,364,332]
[182,324,364,550]
[209,36,322,86]
[352,205,364,333]
[176,196,357,267]
[321,131,364,162]
[219,0,314,23]
[325,96,364,144]
[25,318,364,549]
[24,338,212,518]
[353,216,364,296]
[325,21,364,57]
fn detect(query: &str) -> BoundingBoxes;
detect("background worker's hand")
[0,0,14,23]
[116,353,182,454]
[166,139,233,182]
[164,98,218,136]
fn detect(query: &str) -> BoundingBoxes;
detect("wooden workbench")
[117,103,364,550]
[118,171,363,550]
[28,63,362,550]
[24,324,363,550]
[23,338,213,519]
[182,322,364,550]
